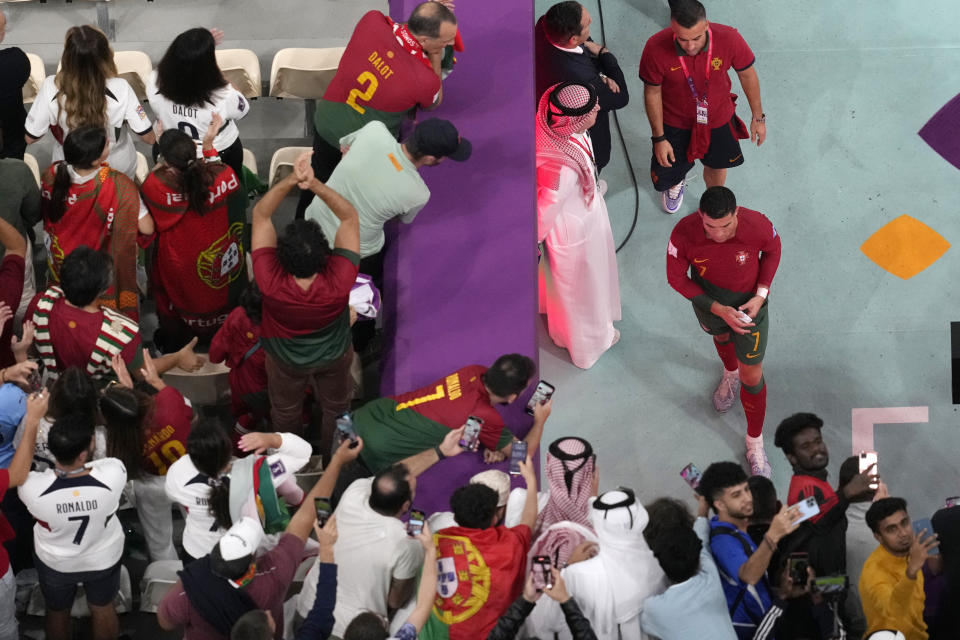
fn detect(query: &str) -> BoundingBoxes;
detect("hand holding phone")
[509,441,528,475]
[788,496,821,526]
[526,381,556,416]
[531,555,553,591]
[787,553,809,587]
[913,518,939,556]
[680,463,702,490]
[314,497,333,528]
[859,451,879,490]
[408,509,425,537]
[459,416,483,452]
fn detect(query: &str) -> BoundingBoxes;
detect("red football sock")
[713,338,739,371]
[741,380,767,438]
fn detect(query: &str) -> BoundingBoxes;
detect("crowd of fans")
[0,2,954,640]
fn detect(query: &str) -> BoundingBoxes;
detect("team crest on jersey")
[269,460,286,478]
[196,222,245,289]
[711,56,723,70]
[735,250,749,265]
[432,533,491,624]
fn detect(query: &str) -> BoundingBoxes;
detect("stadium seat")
[23,53,44,104]
[216,48,262,99]
[140,560,183,613]
[242,147,258,176]
[23,153,41,188]
[268,146,311,188]
[135,151,150,183]
[113,50,153,102]
[268,47,345,99]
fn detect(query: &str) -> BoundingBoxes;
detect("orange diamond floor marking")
[860,214,950,279]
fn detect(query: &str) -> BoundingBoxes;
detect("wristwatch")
[598,72,608,81]
[753,113,766,123]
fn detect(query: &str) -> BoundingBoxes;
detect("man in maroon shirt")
[639,0,765,213]
[251,151,360,462]
[666,186,780,477]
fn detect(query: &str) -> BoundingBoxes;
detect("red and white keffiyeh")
[536,82,599,205]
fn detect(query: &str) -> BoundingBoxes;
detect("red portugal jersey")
[314,10,441,145]
[666,207,780,306]
[638,23,755,130]
[390,365,508,452]
[141,386,193,476]
[141,165,244,334]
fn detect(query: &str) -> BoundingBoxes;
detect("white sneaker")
[661,180,684,214]
[712,369,740,412]
[745,437,772,478]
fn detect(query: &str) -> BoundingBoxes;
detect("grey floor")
[535,0,960,522]
[3,0,958,610]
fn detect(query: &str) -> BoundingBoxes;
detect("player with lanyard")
[638,0,765,214]
[295,1,460,217]
[666,186,780,477]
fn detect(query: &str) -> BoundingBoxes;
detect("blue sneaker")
[661,180,684,214]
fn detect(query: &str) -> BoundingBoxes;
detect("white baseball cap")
[470,470,510,507]
[218,517,263,561]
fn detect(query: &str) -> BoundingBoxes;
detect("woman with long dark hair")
[39,125,153,320]
[140,113,245,350]
[103,351,194,561]
[25,25,155,179]
[147,27,250,178]
[165,422,311,562]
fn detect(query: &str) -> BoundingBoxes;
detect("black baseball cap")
[411,118,471,162]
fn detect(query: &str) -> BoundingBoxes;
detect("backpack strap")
[710,526,764,625]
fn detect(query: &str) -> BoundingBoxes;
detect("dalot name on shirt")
[367,51,396,80]
[56,499,98,514]
[171,104,200,118]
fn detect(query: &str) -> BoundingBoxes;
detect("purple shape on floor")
[919,92,960,171]
[382,0,539,515]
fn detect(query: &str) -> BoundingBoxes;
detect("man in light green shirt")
[305,118,471,260]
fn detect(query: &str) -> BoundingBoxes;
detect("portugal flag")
[420,525,531,640]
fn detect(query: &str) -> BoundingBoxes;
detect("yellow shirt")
[858,544,927,640]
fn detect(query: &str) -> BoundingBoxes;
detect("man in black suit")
[535,1,629,174]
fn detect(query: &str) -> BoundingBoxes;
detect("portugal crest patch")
[711,56,723,70]
[735,250,749,265]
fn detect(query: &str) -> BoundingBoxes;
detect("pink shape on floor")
[850,406,929,454]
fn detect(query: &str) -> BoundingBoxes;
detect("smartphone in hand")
[531,555,553,590]
[459,416,483,451]
[315,497,333,527]
[525,381,555,415]
[408,509,425,537]
[913,517,939,556]
[509,441,528,475]
[788,496,821,525]
[680,463,702,490]
[859,450,879,490]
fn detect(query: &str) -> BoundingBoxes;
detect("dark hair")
[369,464,412,516]
[643,497,693,548]
[407,1,457,38]
[699,186,737,219]
[450,483,498,529]
[156,27,228,107]
[48,125,107,223]
[187,419,234,529]
[670,0,706,28]
[698,462,748,512]
[483,354,536,398]
[402,134,427,162]
[651,525,702,583]
[838,455,859,491]
[59,246,113,306]
[773,413,824,456]
[343,612,388,640]
[231,610,272,640]
[543,1,584,44]
[48,367,99,422]
[239,281,263,325]
[158,129,218,215]
[100,385,152,481]
[866,497,908,533]
[48,412,96,466]
[275,219,331,278]
[747,475,779,522]
[209,543,252,581]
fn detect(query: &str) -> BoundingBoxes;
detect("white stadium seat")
[140,560,183,613]
[268,146,310,188]
[23,53,45,103]
[216,48,262,99]
[242,147,258,176]
[23,153,41,188]
[269,47,345,99]
[113,50,153,102]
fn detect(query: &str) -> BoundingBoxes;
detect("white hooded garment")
[523,490,668,640]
